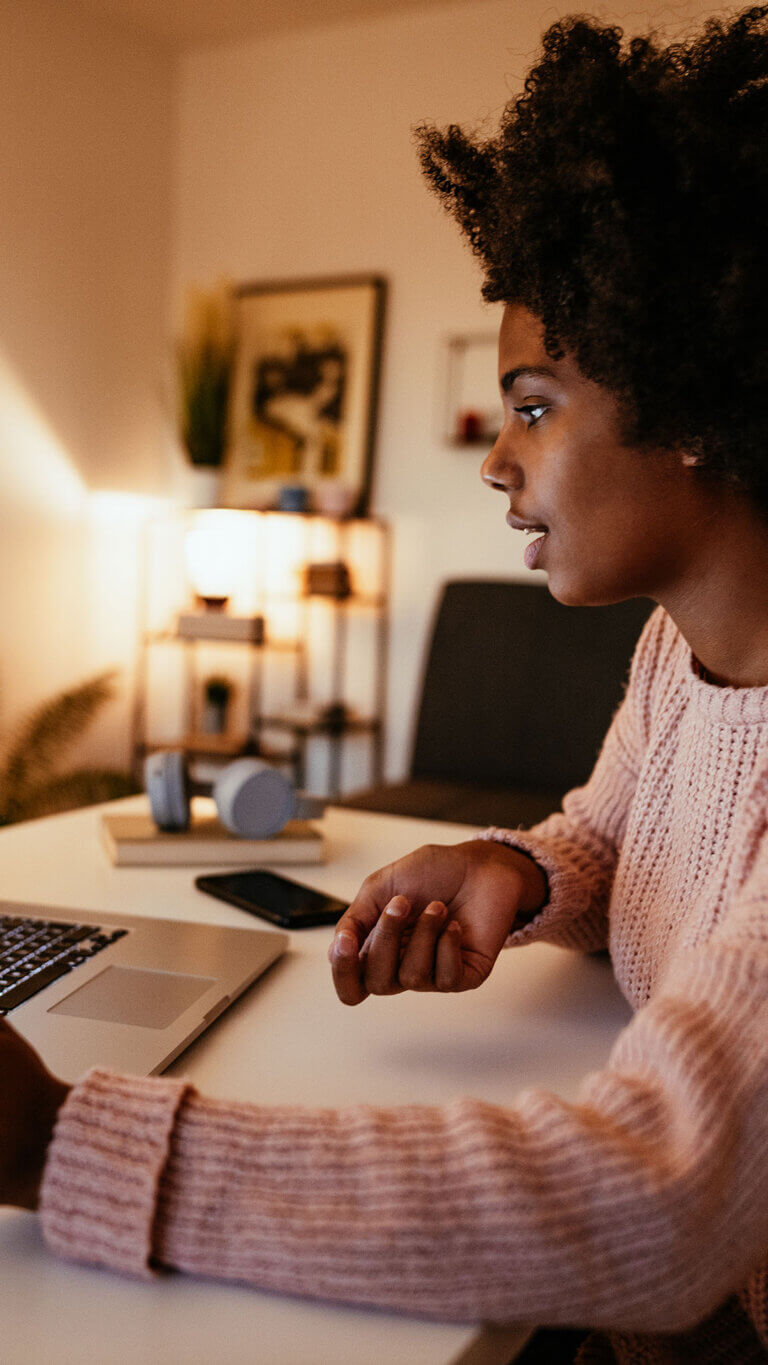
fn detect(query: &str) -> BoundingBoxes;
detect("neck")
[659,496,768,688]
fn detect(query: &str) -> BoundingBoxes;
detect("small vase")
[201,699,229,735]
[185,466,221,509]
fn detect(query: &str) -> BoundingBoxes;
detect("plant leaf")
[0,768,139,824]
[0,671,119,803]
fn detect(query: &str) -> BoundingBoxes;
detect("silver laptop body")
[2,900,288,1083]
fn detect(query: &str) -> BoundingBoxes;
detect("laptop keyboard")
[0,914,127,1015]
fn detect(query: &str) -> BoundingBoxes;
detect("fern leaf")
[2,768,138,824]
[0,671,118,802]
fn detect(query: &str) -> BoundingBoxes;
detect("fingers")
[329,878,398,1006]
[330,921,371,1007]
[331,879,396,956]
[434,919,463,991]
[398,907,463,992]
[395,901,450,992]
[357,899,464,997]
[330,890,413,1006]
[329,857,467,1003]
[331,893,415,1003]
[330,898,464,1003]
[362,894,416,995]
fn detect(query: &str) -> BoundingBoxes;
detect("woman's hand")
[0,1019,70,1210]
[329,838,546,1005]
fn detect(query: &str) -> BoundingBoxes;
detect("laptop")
[1,899,288,1083]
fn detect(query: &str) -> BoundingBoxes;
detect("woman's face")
[481,304,706,606]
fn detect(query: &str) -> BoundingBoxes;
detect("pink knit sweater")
[40,608,768,1363]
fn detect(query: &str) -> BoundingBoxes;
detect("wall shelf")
[131,512,390,799]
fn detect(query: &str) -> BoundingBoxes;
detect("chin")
[545,569,634,609]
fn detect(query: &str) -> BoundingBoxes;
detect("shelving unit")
[131,511,390,799]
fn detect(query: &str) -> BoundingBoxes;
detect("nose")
[481,432,524,493]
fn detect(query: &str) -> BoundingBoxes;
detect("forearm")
[39,935,768,1332]
[482,720,640,953]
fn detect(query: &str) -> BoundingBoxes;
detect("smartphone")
[195,867,349,929]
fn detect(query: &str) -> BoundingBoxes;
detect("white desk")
[0,798,632,1365]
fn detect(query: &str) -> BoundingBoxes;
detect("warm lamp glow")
[89,492,172,524]
[184,509,259,608]
[0,352,85,515]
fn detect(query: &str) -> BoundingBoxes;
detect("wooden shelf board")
[259,715,381,736]
[136,737,300,762]
[144,630,300,650]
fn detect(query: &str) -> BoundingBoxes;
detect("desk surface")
[0,798,632,1365]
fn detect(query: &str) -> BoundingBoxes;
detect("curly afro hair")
[417,7,768,514]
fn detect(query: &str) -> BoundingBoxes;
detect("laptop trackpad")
[49,965,217,1029]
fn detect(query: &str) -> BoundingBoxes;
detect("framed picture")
[444,333,503,446]
[221,274,386,515]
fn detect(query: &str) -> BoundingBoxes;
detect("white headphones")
[144,751,325,839]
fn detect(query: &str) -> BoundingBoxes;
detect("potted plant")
[177,281,237,505]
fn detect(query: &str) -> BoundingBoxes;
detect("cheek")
[549,513,668,606]
[544,481,659,598]
[550,450,651,541]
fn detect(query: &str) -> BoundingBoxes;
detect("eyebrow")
[500,365,556,393]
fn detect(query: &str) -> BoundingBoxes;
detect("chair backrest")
[410,580,654,794]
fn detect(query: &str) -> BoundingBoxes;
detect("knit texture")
[40,609,768,1363]
[40,1070,191,1277]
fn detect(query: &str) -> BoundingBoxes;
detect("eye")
[513,403,548,427]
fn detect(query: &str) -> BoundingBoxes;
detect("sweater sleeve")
[481,607,676,953]
[39,888,768,1339]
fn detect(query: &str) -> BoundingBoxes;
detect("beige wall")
[0,0,174,762]
[2,0,724,787]
[174,0,722,780]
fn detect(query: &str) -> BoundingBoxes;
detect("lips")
[506,511,549,533]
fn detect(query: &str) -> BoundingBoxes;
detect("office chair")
[341,579,653,827]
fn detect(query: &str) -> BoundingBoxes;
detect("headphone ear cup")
[213,759,296,839]
[144,751,191,832]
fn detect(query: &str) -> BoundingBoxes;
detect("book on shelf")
[176,612,265,643]
[101,813,324,867]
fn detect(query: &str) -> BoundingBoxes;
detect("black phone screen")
[195,868,348,928]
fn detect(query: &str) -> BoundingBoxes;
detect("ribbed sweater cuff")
[39,1068,193,1277]
[480,826,593,947]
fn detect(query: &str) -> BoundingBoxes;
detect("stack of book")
[101,813,324,867]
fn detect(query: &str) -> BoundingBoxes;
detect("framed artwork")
[444,333,503,446]
[221,274,386,515]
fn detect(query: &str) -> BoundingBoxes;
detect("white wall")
[174,0,721,781]
[0,0,174,766]
[2,0,722,792]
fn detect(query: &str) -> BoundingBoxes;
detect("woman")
[3,9,768,1362]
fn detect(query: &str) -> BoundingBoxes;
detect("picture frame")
[221,274,386,515]
[444,333,503,447]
